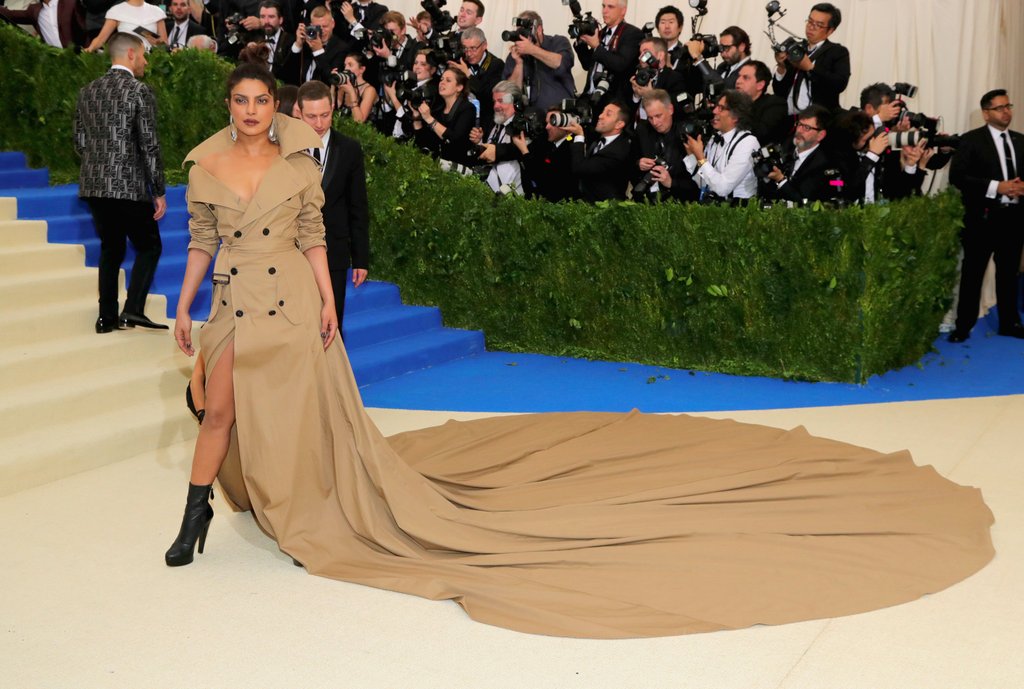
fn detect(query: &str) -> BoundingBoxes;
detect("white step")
[0,241,85,275]
[0,197,16,221]
[0,266,99,309]
[0,291,168,346]
[0,219,47,246]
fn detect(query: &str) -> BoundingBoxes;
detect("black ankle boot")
[165,483,214,567]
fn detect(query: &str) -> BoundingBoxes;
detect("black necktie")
[490,125,505,143]
[312,147,321,163]
[1003,133,1017,180]
[589,138,606,156]
[170,25,181,47]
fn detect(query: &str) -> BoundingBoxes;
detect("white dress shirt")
[38,0,62,48]
[986,124,1019,204]
[685,128,760,199]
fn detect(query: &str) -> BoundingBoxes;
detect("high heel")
[185,382,205,424]
[165,482,214,567]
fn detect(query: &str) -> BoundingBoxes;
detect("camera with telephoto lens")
[752,143,790,180]
[420,0,455,34]
[502,17,537,43]
[633,156,668,196]
[507,109,545,139]
[225,12,244,45]
[888,129,961,151]
[590,74,612,102]
[549,98,595,128]
[563,0,600,40]
[691,34,721,59]
[635,50,659,87]
[894,82,918,98]
[330,70,358,87]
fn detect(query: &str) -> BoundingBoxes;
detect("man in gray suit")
[74,32,167,333]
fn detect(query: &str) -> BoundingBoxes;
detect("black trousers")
[85,197,162,319]
[954,206,1024,334]
[330,267,349,341]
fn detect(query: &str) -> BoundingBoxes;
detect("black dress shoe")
[947,330,970,343]
[119,311,169,330]
[998,323,1024,339]
[95,316,119,334]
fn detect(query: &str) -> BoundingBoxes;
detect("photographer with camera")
[560,99,634,202]
[412,67,476,166]
[685,26,751,92]
[759,104,837,203]
[502,11,576,112]
[444,28,503,132]
[334,53,378,123]
[948,89,1024,343]
[291,5,351,85]
[630,37,689,125]
[574,0,643,108]
[515,104,580,202]
[381,48,438,139]
[468,81,529,196]
[772,3,850,114]
[632,89,701,203]
[683,89,760,202]
[735,60,790,146]
[454,0,484,37]
[253,1,296,83]
[213,0,262,58]
[334,1,387,46]
[653,6,687,71]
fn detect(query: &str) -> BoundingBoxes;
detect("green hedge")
[0,23,962,382]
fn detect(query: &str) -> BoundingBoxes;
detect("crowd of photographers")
[0,0,980,207]
[176,0,952,208]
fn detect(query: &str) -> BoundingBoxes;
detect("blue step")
[342,304,442,349]
[345,280,402,314]
[0,151,27,169]
[0,167,48,188]
[348,328,486,385]
[4,184,188,218]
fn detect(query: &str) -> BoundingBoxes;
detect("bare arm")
[302,245,338,350]
[174,248,213,356]
[86,18,118,52]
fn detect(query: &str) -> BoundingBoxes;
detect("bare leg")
[189,341,235,485]
[188,351,207,412]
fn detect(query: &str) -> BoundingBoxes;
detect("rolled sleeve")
[296,162,327,253]
[185,168,220,257]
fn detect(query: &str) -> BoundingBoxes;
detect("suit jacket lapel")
[321,131,341,191]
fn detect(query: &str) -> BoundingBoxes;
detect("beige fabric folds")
[185,120,995,639]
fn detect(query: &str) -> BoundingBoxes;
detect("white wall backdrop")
[386,0,1024,136]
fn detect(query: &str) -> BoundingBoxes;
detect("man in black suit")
[334,0,387,45]
[0,0,86,49]
[631,90,700,203]
[736,60,790,146]
[74,33,166,333]
[517,105,579,202]
[562,99,633,202]
[165,0,210,51]
[255,0,297,84]
[295,80,370,330]
[948,89,1024,342]
[629,36,689,125]
[574,0,642,108]
[453,27,504,133]
[772,2,850,114]
[290,4,350,85]
[761,104,836,203]
[715,26,751,91]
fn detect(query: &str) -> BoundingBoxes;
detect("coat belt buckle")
[211,272,231,285]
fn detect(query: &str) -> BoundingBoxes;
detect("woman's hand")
[320,303,339,350]
[416,101,433,121]
[175,313,195,356]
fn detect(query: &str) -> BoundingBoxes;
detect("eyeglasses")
[462,43,484,52]
[984,104,1014,113]
[719,42,735,50]
[796,122,822,132]
[805,17,830,30]
[713,103,730,112]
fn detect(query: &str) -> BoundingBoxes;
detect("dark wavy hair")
[225,62,278,101]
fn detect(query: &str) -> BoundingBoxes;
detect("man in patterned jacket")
[74,32,168,333]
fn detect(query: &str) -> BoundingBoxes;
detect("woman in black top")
[412,67,475,165]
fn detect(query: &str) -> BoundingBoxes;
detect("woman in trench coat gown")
[162,63,996,639]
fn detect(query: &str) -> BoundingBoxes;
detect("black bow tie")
[711,134,724,146]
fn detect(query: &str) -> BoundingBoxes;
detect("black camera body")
[502,17,538,43]
[366,27,395,51]
[403,80,438,109]
[752,143,789,180]
[774,36,808,61]
[633,156,668,196]
[568,11,600,40]
[225,12,245,44]
[381,65,412,87]
[420,0,455,34]
[507,109,545,139]
[691,34,721,59]
[554,98,595,127]
[635,50,659,87]
[680,107,715,143]
[428,33,463,65]
[304,24,323,41]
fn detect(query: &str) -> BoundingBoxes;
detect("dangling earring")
[268,117,279,144]
[229,115,238,142]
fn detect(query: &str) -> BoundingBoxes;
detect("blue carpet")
[360,310,1024,413]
